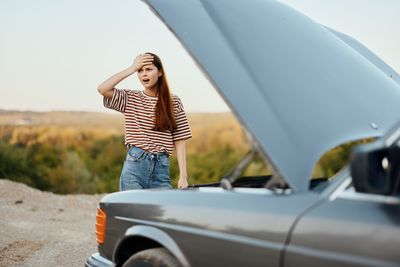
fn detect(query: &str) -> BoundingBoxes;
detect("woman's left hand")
[178,177,188,189]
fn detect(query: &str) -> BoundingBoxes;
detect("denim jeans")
[119,146,172,191]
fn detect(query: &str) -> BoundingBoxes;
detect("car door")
[283,180,400,267]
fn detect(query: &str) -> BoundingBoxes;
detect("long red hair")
[146,53,177,132]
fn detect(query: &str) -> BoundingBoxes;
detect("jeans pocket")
[126,147,145,162]
[161,156,170,167]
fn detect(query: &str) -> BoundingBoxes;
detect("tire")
[122,248,181,267]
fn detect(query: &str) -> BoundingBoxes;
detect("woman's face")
[137,64,161,89]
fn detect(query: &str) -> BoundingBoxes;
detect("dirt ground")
[0,179,105,267]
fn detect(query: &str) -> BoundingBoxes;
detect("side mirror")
[351,123,400,196]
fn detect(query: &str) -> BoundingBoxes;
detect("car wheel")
[122,248,181,267]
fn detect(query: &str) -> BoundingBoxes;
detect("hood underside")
[144,0,400,192]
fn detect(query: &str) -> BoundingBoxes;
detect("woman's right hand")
[97,53,154,99]
[131,53,154,72]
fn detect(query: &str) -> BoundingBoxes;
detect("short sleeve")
[103,88,127,113]
[172,97,192,141]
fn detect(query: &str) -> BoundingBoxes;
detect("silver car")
[86,0,400,266]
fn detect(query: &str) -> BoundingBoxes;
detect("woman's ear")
[158,71,162,77]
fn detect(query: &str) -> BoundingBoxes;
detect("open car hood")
[144,0,400,192]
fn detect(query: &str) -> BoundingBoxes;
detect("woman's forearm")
[97,66,137,99]
[174,140,188,188]
[175,140,187,178]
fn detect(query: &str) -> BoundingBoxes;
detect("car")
[86,0,400,266]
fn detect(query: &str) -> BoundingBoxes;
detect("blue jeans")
[120,146,172,190]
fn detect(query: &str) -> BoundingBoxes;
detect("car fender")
[114,225,190,267]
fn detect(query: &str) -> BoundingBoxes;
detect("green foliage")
[0,112,368,194]
[0,141,34,186]
[242,154,271,177]
[0,128,125,194]
[172,144,246,186]
[312,139,374,178]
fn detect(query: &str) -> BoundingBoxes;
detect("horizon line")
[0,108,232,114]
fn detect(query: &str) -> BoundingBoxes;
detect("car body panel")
[324,27,400,86]
[144,0,400,192]
[285,192,400,267]
[99,188,321,266]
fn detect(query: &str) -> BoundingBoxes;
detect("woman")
[97,53,192,190]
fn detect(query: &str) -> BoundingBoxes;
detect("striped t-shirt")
[104,89,192,155]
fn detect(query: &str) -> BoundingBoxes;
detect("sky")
[0,0,399,113]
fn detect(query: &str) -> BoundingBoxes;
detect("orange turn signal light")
[96,207,106,244]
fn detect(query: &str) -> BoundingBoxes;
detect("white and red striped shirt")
[104,89,192,155]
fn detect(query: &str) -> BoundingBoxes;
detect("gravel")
[0,179,105,267]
